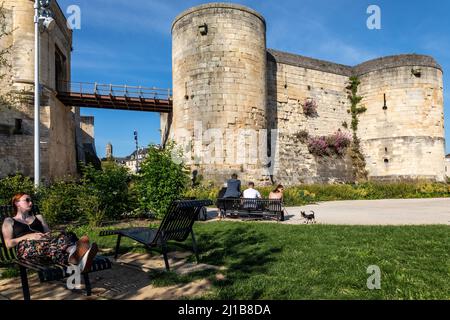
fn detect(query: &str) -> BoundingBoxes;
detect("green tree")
[135,142,190,218]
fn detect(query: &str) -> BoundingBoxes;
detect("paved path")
[0,252,221,300]
[209,198,450,225]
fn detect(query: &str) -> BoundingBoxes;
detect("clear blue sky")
[57,0,450,158]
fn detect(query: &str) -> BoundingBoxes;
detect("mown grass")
[84,221,450,300]
[2,221,448,299]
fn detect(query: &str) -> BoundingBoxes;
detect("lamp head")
[39,0,53,9]
[42,16,56,31]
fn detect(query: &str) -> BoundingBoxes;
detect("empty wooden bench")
[0,205,112,300]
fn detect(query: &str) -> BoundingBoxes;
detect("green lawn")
[2,221,449,299]
[85,221,449,300]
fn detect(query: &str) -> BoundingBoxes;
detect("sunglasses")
[19,198,32,203]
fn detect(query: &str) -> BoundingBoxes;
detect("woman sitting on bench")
[269,184,284,200]
[1,193,98,273]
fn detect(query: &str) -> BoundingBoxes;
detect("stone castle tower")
[106,142,113,159]
[167,3,445,185]
[171,3,268,182]
[0,0,87,182]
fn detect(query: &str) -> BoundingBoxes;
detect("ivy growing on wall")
[346,76,368,181]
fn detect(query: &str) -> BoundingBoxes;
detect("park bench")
[99,199,213,271]
[216,198,285,221]
[0,205,112,300]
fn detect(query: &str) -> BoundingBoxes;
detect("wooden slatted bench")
[100,199,213,271]
[217,198,285,221]
[0,205,112,300]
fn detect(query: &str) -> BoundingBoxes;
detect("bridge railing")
[57,81,172,100]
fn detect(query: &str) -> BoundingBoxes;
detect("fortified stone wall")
[0,0,79,182]
[445,156,450,178]
[80,116,95,147]
[169,3,446,185]
[267,50,354,184]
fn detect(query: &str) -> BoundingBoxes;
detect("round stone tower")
[355,55,445,181]
[171,3,268,184]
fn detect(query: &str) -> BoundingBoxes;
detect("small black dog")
[300,211,316,224]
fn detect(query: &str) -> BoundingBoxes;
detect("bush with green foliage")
[135,142,190,219]
[76,191,105,227]
[184,181,221,201]
[38,181,85,226]
[80,161,132,220]
[0,174,35,205]
[184,181,450,206]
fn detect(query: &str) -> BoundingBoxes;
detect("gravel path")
[209,198,450,225]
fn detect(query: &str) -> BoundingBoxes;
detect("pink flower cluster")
[307,131,352,157]
[302,99,318,117]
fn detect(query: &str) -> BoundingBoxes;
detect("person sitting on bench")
[1,193,98,273]
[243,182,262,199]
[268,184,285,214]
[269,184,284,200]
[242,182,261,209]
[222,173,241,199]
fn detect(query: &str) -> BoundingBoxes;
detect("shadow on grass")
[0,262,20,279]
[145,223,282,299]
[85,222,282,299]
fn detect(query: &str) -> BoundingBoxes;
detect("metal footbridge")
[56,81,173,113]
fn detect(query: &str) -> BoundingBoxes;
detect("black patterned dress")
[13,216,77,265]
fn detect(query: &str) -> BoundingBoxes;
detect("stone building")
[124,147,149,174]
[445,154,450,179]
[0,0,94,182]
[165,3,446,185]
[105,142,113,160]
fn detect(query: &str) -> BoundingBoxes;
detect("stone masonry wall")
[357,63,445,181]
[172,3,268,184]
[0,0,78,182]
[48,95,78,180]
[267,50,354,185]
[80,116,95,147]
[168,3,446,185]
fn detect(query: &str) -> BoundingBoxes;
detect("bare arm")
[1,218,47,249]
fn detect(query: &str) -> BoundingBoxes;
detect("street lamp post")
[34,0,40,187]
[134,130,139,173]
[34,0,55,187]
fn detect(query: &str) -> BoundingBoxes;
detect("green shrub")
[184,181,450,207]
[0,174,34,205]
[38,181,85,226]
[135,142,190,219]
[76,191,105,227]
[80,162,132,220]
[183,180,220,201]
